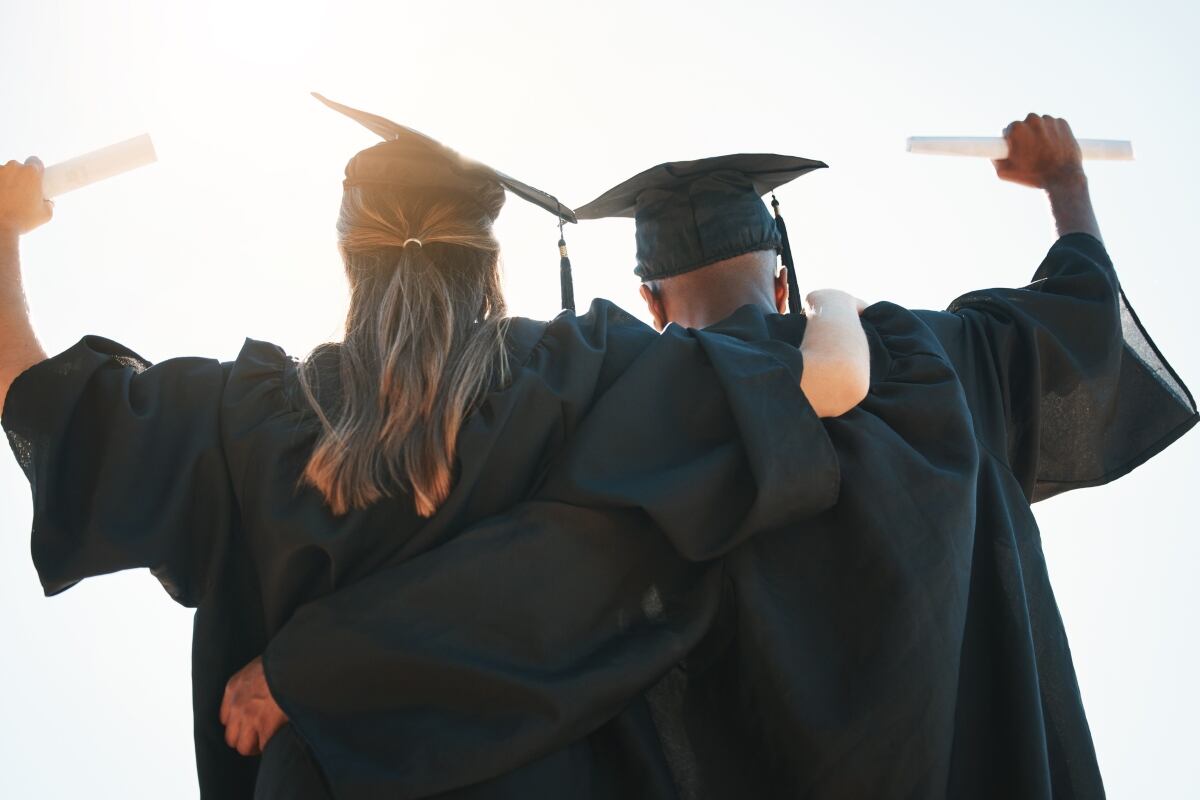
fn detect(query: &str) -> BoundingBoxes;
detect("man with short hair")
[565,113,1195,797]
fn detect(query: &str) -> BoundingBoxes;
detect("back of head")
[298,182,510,517]
[644,248,782,329]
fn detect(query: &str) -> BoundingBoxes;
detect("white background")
[1,1,1197,796]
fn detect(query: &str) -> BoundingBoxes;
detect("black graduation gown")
[259,234,1196,799]
[1,299,839,800]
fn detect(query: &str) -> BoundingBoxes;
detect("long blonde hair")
[298,183,510,517]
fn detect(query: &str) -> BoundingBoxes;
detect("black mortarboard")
[574,154,825,312]
[313,92,579,310]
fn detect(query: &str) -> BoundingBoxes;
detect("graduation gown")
[259,234,1196,799]
[1,299,839,799]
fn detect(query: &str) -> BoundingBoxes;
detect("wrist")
[1044,170,1088,200]
[0,228,20,284]
[1044,173,1102,241]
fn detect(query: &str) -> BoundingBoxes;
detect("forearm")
[0,229,48,416]
[1045,172,1102,243]
[800,302,870,418]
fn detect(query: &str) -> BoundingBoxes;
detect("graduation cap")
[313,92,579,311]
[574,154,826,313]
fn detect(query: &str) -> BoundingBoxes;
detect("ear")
[639,284,668,332]
[775,267,790,314]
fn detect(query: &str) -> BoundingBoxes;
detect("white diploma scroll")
[906,136,1134,161]
[41,134,158,198]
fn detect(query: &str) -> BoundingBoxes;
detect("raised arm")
[917,113,1197,501]
[992,112,1102,242]
[0,158,52,415]
[2,155,259,606]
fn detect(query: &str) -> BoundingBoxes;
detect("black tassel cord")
[557,212,576,312]
[772,194,802,314]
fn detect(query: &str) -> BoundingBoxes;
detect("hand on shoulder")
[800,289,871,418]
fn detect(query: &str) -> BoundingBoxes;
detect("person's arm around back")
[0,157,52,417]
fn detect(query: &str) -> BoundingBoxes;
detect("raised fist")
[0,157,54,236]
[993,114,1085,191]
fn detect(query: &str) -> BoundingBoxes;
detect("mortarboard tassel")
[557,211,576,312]
[772,194,802,314]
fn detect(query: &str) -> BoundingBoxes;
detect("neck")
[665,285,778,329]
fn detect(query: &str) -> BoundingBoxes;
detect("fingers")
[994,112,1082,189]
[237,725,261,757]
[1007,116,1036,142]
[0,156,53,234]
[1,158,47,194]
[222,669,281,757]
[224,708,266,756]
[220,683,233,726]
[1006,113,1074,136]
[804,289,868,315]
[225,717,241,750]
[1000,113,1044,144]
[3,158,43,175]
[28,159,49,207]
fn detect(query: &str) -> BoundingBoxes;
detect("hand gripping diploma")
[992,113,1102,241]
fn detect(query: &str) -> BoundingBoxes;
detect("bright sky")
[1,1,1197,797]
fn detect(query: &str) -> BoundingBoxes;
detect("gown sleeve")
[260,305,840,798]
[916,233,1197,502]
[539,317,840,560]
[2,335,290,606]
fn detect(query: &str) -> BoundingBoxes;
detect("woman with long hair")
[0,98,869,798]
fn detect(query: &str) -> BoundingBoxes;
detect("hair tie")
[403,238,423,248]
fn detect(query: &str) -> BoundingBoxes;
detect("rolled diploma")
[41,134,157,198]
[906,136,1133,161]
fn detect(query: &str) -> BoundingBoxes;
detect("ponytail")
[298,184,509,517]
